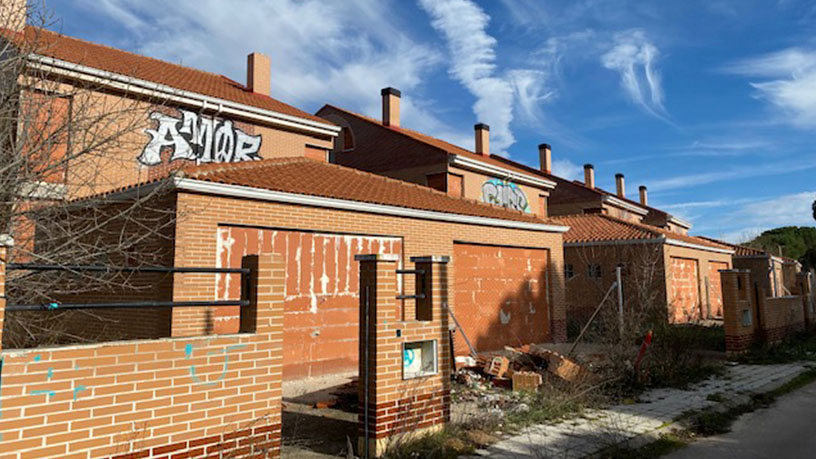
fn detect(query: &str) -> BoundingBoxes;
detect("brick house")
[317,89,557,217]
[96,158,569,379]
[556,214,733,325]
[4,27,570,382]
[7,25,342,200]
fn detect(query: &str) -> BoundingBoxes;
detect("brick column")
[0,235,11,349]
[356,254,451,457]
[238,253,286,456]
[721,269,756,354]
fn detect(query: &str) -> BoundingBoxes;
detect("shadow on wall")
[452,262,565,356]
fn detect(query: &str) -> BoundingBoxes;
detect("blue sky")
[46,0,816,242]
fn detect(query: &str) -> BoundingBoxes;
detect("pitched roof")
[699,237,765,257]
[177,158,561,227]
[320,104,547,179]
[14,26,329,125]
[487,156,684,226]
[555,214,730,251]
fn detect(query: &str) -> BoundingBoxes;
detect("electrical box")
[402,340,437,379]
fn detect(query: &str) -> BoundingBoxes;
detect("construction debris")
[484,356,510,379]
[512,371,542,392]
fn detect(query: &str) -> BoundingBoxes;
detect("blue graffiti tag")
[26,355,87,401]
[184,342,247,386]
[403,348,416,366]
[481,178,530,212]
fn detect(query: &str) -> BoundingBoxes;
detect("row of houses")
[4,22,803,385]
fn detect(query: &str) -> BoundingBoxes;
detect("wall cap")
[410,256,450,263]
[354,254,400,262]
[0,234,14,247]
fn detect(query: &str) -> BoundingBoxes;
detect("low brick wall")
[761,296,805,344]
[0,248,285,459]
[722,269,809,354]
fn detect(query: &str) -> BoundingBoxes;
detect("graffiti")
[138,109,263,166]
[184,342,247,387]
[403,348,416,366]
[481,179,529,212]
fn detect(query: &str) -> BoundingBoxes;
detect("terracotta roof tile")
[556,214,730,251]
[15,26,330,125]
[179,158,561,226]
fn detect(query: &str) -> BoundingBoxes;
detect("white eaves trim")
[449,155,556,190]
[28,55,341,138]
[668,215,692,229]
[173,178,570,233]
[565,236,735,254]
[564,238,663,248]
[601,195,649,216]
[665,238,734,255]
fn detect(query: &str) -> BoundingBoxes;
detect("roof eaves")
[28,53,341,137]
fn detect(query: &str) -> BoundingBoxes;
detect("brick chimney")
[381,87,401,127]
[639,186,648,206]
[539,143,552,174]
[615,173,625,198]
[584,164,595,189]
[475,123,490,156]
[247,53,271,95]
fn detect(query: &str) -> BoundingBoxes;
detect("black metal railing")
[5,263,250,312]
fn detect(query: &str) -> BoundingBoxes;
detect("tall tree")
[0,2,175,347]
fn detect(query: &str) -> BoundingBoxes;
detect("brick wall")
[452,243,551,354]
[722,269,808,354]
[664,245,732,323]
[169,191,567,375]
[0,250,286,459]
[668,257,700,323]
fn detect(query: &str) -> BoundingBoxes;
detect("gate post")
[356,254,450,457]
[0,235,11,348]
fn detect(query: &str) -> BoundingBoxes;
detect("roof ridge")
[30,26,230,81]
[322,103,469,155]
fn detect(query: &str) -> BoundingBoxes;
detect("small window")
[341,127,354,151]
[564,264,575,280]
[588,264,602,279]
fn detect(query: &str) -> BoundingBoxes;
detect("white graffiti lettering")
[482,179,529,212]
[138,109,263,166]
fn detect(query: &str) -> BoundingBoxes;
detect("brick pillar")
[241,253,286,456]
[356,254,451,457]
[722,269,755,354]
[0,235,11,349]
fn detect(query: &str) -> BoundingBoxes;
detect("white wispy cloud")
[551,159,583,181]
[713,191,816,243]
[418,0,516,153]
[601,29,667,120]
[74,0,472,143]
[418,0,556,155]
[647,156,816,192]
[723,48,816,128]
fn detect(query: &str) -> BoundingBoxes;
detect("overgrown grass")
[381,427,474,459]
[738,331,816,364]
[599,433,690,459]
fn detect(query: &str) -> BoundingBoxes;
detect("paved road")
[666,379,816,459]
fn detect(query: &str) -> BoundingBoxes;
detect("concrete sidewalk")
[471,363,810,459]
